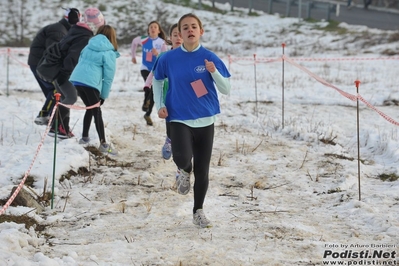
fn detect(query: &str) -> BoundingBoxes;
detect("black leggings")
[170,122,214,213]
[30,65,56,117]
[140,70,154,116]
[75,85,106,143]
[166,121,171,138]
[53,80,77,133]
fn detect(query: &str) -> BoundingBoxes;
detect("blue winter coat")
[70,34,120,99]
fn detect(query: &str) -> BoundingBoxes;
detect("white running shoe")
[34,116,49,125]
[176,168,190,195]
[162,137,172,160]
[79,137,90,145]
[99,143,118,156]
[193,209,212,228]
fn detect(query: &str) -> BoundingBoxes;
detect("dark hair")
[177,13,203,32]
[163,23,178,46]
[169,23,178,36]
[64,7,80,25]
[147,21,167,41]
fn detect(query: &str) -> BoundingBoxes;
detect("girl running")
[131,21,168,126]
[143,23,182,160]
[152,13,231,228]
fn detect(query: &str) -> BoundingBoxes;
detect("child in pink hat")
[77,7,105,34]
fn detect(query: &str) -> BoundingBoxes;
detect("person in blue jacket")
[69,25,120,155]
[153,13,231,228]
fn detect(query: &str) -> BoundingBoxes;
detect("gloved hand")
[100,98,105,106]
[56,72,69,86]
[143,86,151,93]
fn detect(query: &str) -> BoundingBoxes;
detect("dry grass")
[378,173,399,182]
[0,214,46,232]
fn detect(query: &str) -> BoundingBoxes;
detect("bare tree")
[7,0,30,46]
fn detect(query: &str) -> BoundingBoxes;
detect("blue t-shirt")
[154,46,230,122]
[140,36,165,70]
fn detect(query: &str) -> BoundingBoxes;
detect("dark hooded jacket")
[28,19,71,66]
[56,24,93,86]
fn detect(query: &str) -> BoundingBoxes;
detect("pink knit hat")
[83,7,105,33]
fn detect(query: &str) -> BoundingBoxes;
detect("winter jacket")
[57,24,94,85]
[28,19,71,66]
[70,34,120,99]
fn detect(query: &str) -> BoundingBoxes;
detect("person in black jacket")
[48,7,105,139]
[28,8,80,126]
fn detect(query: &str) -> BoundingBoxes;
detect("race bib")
[190,79,208,98]
[145,51,153,62]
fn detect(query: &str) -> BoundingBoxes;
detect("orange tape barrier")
[282,55,399,127]
[0,100,100,215]
[0,48,398,214]
[227,54,399,62]
[2,48,398,66]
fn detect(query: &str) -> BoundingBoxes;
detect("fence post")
[306,2,312,19]
[326,3,331,20]
[230,0,235,11]
[51,93,62,209]
[298,0,302,20]
[249,0,253,14]
[198,0,202,9]
[254,54,258,117]
[355,80,362,201]
[286,0,292,17]
[7,48,10,97]
[268,0,273,13]
[282,43,286,129]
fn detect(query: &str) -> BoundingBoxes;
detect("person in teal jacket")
[70,25,120,155]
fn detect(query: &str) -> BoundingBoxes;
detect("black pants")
[52,80,77,133]
[170,122,214,213]
[75,85,106,143]
[30,65,56,117]
[140,70,154,116]
[166,121,171,139]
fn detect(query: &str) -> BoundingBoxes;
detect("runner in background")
[143,23,182,160]
[131,21,168,126]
